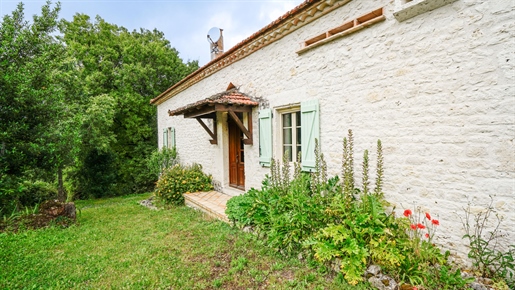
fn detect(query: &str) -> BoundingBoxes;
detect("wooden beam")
[244,110,253,145]
[196,117,217,144]
[184,105,216,118]
[215,104,252,113]
[228,110,253,145]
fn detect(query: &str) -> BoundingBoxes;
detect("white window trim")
[274,104,301,163]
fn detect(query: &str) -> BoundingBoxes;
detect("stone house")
[151,0,514,262]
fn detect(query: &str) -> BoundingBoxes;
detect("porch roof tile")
[168,89,258,117]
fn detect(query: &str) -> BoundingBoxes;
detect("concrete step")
[221,186,246,197]
[183,191,232,223]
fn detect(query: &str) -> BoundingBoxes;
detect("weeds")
[461,196,515,287]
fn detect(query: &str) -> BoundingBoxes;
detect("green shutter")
[259,109,272,167]
[170,127,176,148]
[301,99,320,172]
[163,128,168,148]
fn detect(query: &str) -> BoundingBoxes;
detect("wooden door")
[228,118,245,189]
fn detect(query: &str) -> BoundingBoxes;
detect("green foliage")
[154,164,213,206]
[374,140,384,197]
[18,180,57,207]
[0,172,57,216]
[59,14,199,197]
[307,193,405,285]
[76,149,117,199]
[82,94,117,153]
[225,189,257,227]
[0,1,67,211]
[461,197,515,288]
[146,147,179,180]
[428,266,474,290]
[0,1,64,174]
[228,148,339,256]
[226,130,471,288]
[1,1,199,204]
[0,174,23,216]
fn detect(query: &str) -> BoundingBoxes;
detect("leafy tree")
[0,1,198,207]
[0,1,65,212]
[59,14,198,197]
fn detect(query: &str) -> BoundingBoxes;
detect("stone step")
[183,191,232,223]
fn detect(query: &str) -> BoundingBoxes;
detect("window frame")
[163,127,176,149]
[275,105,302,163]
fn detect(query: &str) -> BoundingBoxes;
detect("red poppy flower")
[425,212,431,220]
[404,209,412,217]
[410,224,417,230]
[432,219,440,226]
[417,223,426,229]
[425,233,430,238]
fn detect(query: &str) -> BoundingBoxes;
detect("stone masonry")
[156,0,515,263]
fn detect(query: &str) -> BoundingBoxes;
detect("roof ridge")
[152,0,348,105]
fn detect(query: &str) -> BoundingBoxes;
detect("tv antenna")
[207,27,224,60]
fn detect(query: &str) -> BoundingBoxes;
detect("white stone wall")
[157,0,515,262]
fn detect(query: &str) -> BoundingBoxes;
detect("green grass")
[0,194,359,289]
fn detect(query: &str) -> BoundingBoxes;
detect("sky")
[1,0,304,66]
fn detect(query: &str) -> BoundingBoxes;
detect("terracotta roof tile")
[168,89,258,116]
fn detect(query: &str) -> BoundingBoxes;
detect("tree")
[59,15,198,197]
[0,1,65,211]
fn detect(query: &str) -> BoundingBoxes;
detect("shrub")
[0,174,57,217]
[154,163,213,206]
[226,189,258,227]
[146,147,179,179]
[19,180,57,207]
[0,174,22,216]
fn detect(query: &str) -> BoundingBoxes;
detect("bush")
[154,163,213,206]
[225,189,257,227]
[19,180,57,207]
[146,147,179,179]
[0,174,23,216]
[0,173,57,216]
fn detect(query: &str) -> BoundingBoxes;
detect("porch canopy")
[168,88,258,145]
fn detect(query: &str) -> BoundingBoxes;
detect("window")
[163,128,168,148]
[162,127,176,149]
[259,99,319,171]
[282,111,301,162]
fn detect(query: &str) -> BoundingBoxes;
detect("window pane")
[283,146,292,162]
[296,146,301,162]
[296,127,301,144]
[282,113,292,127]
[296,111,301,126]
[283,128,292,144]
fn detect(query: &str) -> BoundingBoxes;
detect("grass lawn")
[0,194,358,289]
